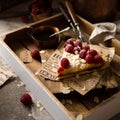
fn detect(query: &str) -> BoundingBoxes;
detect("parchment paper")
[36,40,115,95]
[0,56,16,86]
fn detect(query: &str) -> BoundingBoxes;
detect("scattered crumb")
[40,50,46,54]
[93,96,99,104]
[62,86,72,94]
[52,64,55,67]
[28,113,32,117]
[36,101,41,108]
[61,99,66,105]
[39,106,44,112]
[82,86,86,91]
[76,114,83,120]
[52,68,57,72]
[17,81,24,87]
[66,99,72,105]
[35,71,39,76]
[62,89,71,94]
[42,59,46,63]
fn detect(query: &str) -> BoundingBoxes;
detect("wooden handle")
[111,53,120,77]
[65,0,78,24]
[111,38,120,56]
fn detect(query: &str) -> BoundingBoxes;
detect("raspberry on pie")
[57,38,110,77]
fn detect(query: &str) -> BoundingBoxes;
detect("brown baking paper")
[36,40,116,95]
[62,71,101,95]
[20,50,32,63]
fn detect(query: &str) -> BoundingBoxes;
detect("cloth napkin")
[89,22,116,44]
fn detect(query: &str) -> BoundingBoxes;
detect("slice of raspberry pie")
[57,38,111,77]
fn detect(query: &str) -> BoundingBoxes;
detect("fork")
[64,0,89,43]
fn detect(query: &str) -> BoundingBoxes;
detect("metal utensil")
[64,0,88,43]
[59,3,76,32]
[49,2,75,38]
[49,26,70,37]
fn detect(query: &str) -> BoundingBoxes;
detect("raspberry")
[60,58,70,68]
[82,44,90,52]
[93,54,103,64]
[31,49,41,62]
[89,49,97,56]
[73,47,80,54]
[65,39,74,46]
[57,66,64,73]
[74,39,82,48]
[85,54,94,63]
[79,49,87,59]
[31,8,38,15]
[65,44,74,53]
[21,16,29,23]
[20,93,33,105]
[31,1,45,15]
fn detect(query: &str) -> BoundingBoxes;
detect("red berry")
[31,49,41,62]
[20,93,33,105]
[65,44,74,53]
[89,49,97,56]
[85,54,94,63]
[65,39,74,46]
[74,39,82,48]
[31,1,45,15]
[57,66,64,73]
[79,49,87,59]
[60,58,70,68]
[73,47,80,54]
[31,8,38,15]
[21,16,29,23]
[93,55,103,64]
[82,44,90,52]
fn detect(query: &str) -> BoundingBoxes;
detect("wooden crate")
[0,13,120,120]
